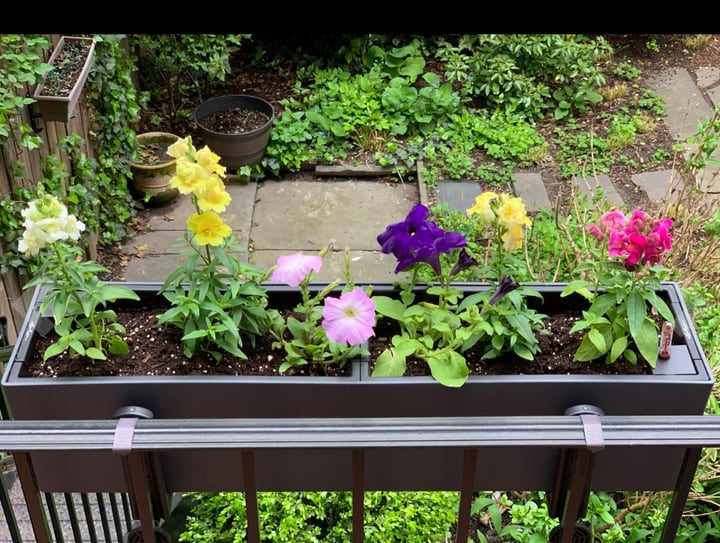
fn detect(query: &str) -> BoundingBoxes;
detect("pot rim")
[194,94,275,137]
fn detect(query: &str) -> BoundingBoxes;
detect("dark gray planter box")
[32,36,96,122]
[1,282,713,494]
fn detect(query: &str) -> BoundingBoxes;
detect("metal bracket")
[113,406,169,542]
[25,96,43,134]
[549,405,605,543]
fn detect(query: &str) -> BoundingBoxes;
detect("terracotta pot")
[130,132,181,206]
[194,94,274,171]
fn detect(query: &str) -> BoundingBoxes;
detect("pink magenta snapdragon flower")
[270,252,323,287]
[589,209,674,269]
[322,288,376,345]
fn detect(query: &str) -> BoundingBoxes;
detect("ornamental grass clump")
[561,208,675,367]
[18,193,139,360]
[372,203,545,388]
[157,136,271,361]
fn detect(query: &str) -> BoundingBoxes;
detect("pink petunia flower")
[322,288,376,346]
[270,252,322,287]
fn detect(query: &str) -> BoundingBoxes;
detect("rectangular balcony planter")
[1,281,713,495]
[32,36,96,122]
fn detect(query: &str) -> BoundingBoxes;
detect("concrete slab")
[707,85,720,111]
[121,249,251,283]
[119,229,186,256]
[693,67,720,91]
[435,181,482,212]
[251,180,419,251]
[572,174,624,206]
[251,249,403,283]
[121,253,188,282]
[631,169,684,202]
[646,67,713,142]
[140,183,257,232]
[512,172,550,211]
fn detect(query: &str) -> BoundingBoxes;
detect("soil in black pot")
[22,306,656,378]
[200,108,271,134]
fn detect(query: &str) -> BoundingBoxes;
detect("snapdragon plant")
[157,137,271,361]
[561,208,675,367]
[463,192,547,362]
[372,203,540,388]
[19,193,140,360]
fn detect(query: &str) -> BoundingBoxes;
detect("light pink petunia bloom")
[322,288,376,346]
[269,252,322,287]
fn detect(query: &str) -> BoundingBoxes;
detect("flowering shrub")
[18,193,139,360]
[561,208,675,366]
[157,137,271,361]
[266,246,375,372]
[372,203,545,387]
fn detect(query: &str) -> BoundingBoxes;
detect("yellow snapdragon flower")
[466,191,497,221]
[496,196,532,230]
[196,176,232,213]
[187,211,232,246]
[196,146,226,177]
[167,136,192,160]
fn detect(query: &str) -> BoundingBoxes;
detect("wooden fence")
[0,34,96,345]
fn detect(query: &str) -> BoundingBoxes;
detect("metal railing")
[0,412,720,543]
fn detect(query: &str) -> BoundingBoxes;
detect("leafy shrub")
[179,491,459,543]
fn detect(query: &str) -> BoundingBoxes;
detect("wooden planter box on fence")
[32,36,96,122]
[0,281,713,494]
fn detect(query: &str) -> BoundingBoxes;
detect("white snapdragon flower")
[18,195,85,256]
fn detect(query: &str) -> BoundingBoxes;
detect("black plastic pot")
[194,94,274,171]
[0,282,713,493]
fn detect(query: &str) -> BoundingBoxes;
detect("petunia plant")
[157,136,272,361]
[18,193,140,360]
[372,203,544,388]
[561,208,675,367]
[265,245,375,372]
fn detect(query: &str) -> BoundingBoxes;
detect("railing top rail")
[0,414,719,452]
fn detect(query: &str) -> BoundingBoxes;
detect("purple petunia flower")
[449,249,478,277]
[377,205,444,262]
[378,204,468,274]
[488,276,520,305]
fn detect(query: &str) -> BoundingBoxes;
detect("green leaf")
[588,292,617,318]
[43,341,67,360]
[85,347,107,360]
[626,290,646,338]
[574,334,603,362]
[108,338,130,356]
[373,296,407,320]
[609,335,628,363]
[99,284,141,302]
[371,348,406,377]
[587,327,607,353]
[560,280,594,300]
[512,344,534,361]
[426,350,468,387]
[635,318,660,368]
[645,290,675,322]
